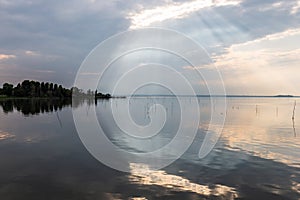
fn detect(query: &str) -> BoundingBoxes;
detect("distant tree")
[41,82,45,96]
[13,83,23,97]
[87,89,94,96]
[0,80,96,99]
[29,81,36,97]
[71,87,80,96]
[21,80,31,96]
[53,84,58,97]
[45,82,49,96]
[34,81,41,97]
[49,83,53,92]
[3,83,13,96]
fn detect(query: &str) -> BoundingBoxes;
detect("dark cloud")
[0,0,132,86]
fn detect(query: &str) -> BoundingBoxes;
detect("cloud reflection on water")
[0,130,14,141]
[129,163,238,199]
[221,98,300,168]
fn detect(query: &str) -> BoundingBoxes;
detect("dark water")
[0,98,299,200]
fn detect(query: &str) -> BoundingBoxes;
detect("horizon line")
[125,94,300,98]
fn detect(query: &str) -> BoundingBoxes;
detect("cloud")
[212,27,300,69]
[183,27,300,71]
[291,0,300,14]
[230,28,300,48]
[210,28,300,94]
[25,50,39,56]
[34,70,56,74]
[79,72,100,76]
[0,0,131,86]
[0,54,16,60]
[0,0,300,94]
[127,0,241,29]
[182,27,300,94]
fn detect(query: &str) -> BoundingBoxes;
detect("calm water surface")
[0,97,299,199]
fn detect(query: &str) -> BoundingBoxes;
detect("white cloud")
[127,0,241,29]
[213,28,300,94]
[34,70,56,73]
[212,28,300,69]
[0,54,16,60]
[258,1,285,12]
[230,28,300,49]
[79,72,100,76]
[184,28,300,94]
[25,50,40,56]
[291,0,300,14]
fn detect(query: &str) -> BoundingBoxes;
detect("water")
[0,97,299,199]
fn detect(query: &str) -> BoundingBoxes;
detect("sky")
[0,0,300,95]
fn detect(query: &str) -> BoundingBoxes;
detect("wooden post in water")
[292,100,296,137]
[292,101,296,120]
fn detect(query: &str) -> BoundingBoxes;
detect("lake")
[0,97,299,199]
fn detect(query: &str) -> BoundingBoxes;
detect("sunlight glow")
[184,28,300,95]
[222,101,300,168]
[0,54,16,60]
[213,28,300,94]
[128,0,241,29]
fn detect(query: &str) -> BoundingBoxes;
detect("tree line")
[0,80,111,98]
[0,80,72,98]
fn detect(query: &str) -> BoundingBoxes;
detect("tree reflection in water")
[0,98,93,115]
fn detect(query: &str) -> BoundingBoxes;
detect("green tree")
[3,83,13,96]
[21,80,31,96]
[34,81,41,97]
[13,83,23,97]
